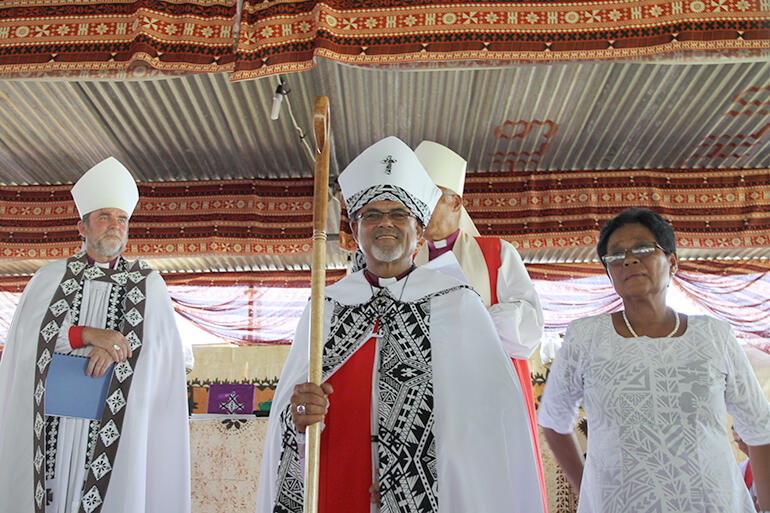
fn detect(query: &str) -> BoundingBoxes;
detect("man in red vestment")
[413,141,548,512]
[256,136,544,513]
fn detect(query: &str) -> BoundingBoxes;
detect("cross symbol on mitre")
[382,155,397,174]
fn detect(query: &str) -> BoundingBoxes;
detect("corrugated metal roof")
[1,59,768,185]
[0,58,768,272]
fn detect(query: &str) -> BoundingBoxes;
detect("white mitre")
[414,140,480,237]
[71,157,139,218]
[338,136,441,226]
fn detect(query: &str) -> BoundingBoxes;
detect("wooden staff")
[305,96,330,513]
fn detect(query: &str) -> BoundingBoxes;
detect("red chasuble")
[319,327,378,513]
[475,236,548,513]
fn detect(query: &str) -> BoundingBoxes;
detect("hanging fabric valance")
[1,1,768,79]
[340,167,770,254]
[0,0,238,79]
[0,262,766,349]
[3,168,767,261]
[234,0,770,79]
[0,178,315,260]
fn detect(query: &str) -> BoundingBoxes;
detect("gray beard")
[369,239,405,263]
[90,234,126,259]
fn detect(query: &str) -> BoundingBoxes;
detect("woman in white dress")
[538,207,770,513]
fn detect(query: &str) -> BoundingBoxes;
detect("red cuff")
[69,326,85,349]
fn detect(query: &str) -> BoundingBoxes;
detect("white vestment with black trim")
[0,258,191,513]
[256,266,544,513]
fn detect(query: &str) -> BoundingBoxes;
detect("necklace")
[622,309,680,338]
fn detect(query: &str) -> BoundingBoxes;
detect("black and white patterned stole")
[31,250,152,513]
[272,284,469,513]
[368,287,436,513]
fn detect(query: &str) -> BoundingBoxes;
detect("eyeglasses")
[354,209,415,224]
[601,243,667,267]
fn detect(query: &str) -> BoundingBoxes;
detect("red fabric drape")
[0,179,317,260]
[339,168,770,253]
[1,1,768,79]
[0,0,237,79]
[233,0,770,79]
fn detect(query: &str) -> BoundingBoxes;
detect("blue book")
[44,353,114,420]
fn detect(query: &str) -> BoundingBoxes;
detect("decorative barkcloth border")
[339,168,770,253]
[0,1,767,78]
[0,178,316,260]
[234,0,770,78]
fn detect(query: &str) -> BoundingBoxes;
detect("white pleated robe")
[0,258,191,513]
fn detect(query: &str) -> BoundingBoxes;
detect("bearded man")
[256,137,544,513]
[0,157,191,513]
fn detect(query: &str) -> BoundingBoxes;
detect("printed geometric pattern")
[48,299,69,317]
[44,416,59,480]
[106,390,127,415]
[80,486,102,513]
[322,299,378,378]
[273,407,304,513]
[374,293,437,513]
[31,251,152,513]
[0,178,316,259]
[339,167,770,253]
[234,0,770,79]
[113,361,134,383]
[345,184,432,227]
[89,453,112,481]
[0,0,237,79]
[77,258,151,513]
[1,0,767,78]
[84,421,100,473]
[125,331,142,351]
[539,314,770,512]
[272,284,460,512]
[125,287,145,305]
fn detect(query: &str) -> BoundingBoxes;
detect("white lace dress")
[539,314,770,513]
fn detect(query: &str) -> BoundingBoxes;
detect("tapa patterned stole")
[31,251,152,513]
[273,285,468,513]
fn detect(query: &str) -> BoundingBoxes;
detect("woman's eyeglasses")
[601,243,666,267]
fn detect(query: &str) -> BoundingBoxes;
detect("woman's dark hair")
[597,207,676,261]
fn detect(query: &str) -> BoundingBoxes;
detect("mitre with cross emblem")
[337,136,441,226]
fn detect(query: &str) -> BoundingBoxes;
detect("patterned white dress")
[539,314,770,513]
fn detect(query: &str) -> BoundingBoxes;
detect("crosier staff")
[305,96,330,513]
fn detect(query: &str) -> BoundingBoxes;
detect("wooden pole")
[304,96,330,513]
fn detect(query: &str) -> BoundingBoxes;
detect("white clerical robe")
[0,258,191,513]
[415,230,543,359]
[256,266,544,513]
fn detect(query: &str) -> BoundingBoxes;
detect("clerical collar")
[364,265,415,288]
[427,229,460,260]
[86,255,119,268]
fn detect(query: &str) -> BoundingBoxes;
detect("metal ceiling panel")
[0,58,767,272]
[1,59,768,185]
